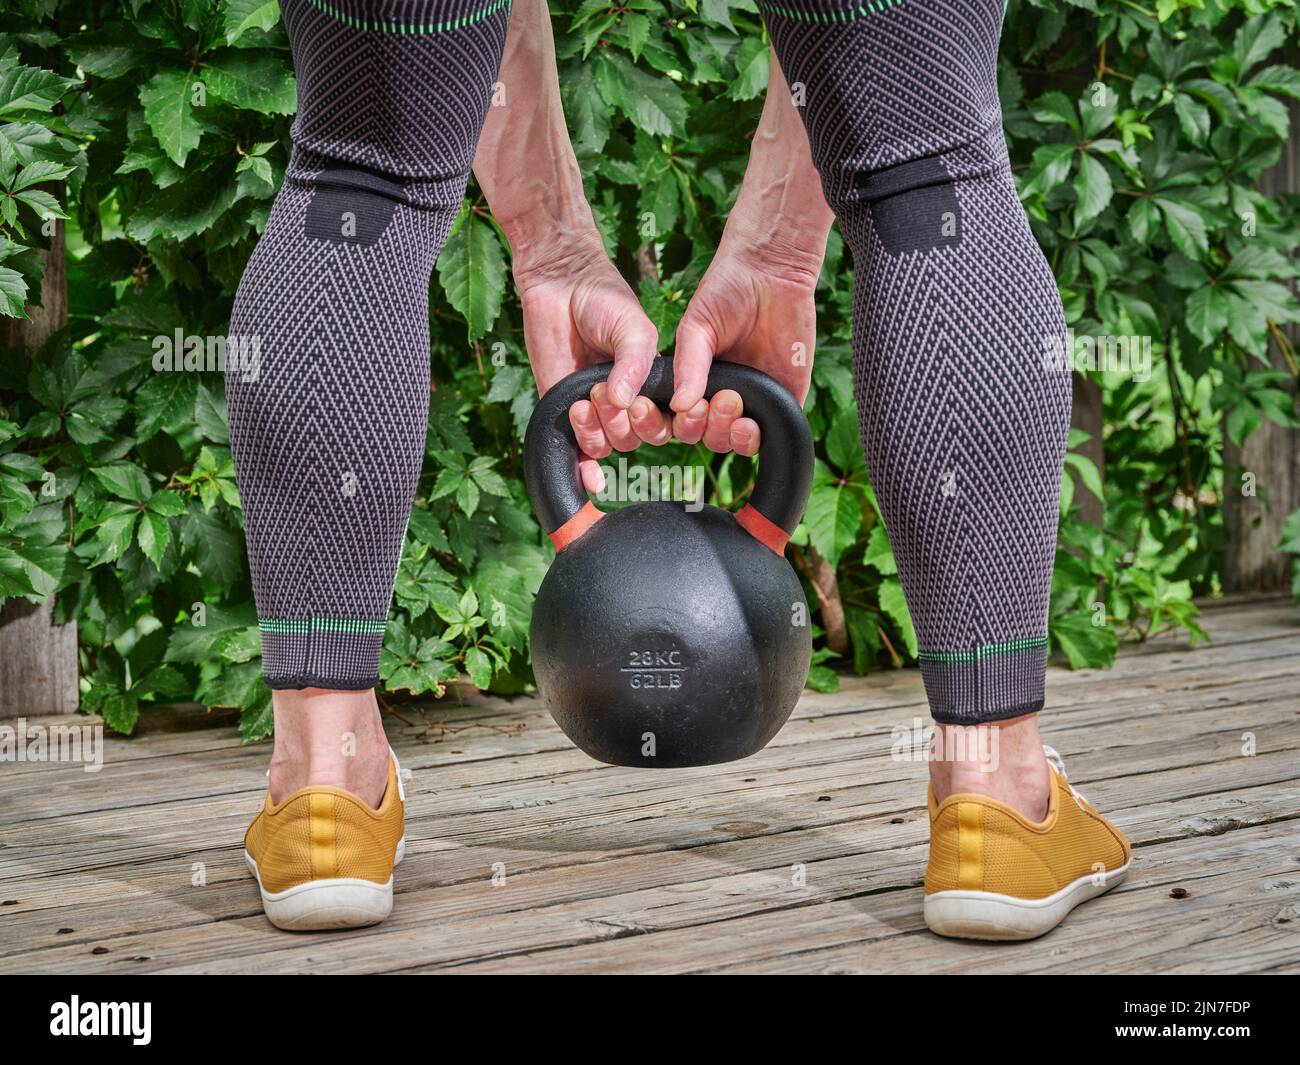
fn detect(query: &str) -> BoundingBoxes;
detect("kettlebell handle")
[524,356,813,553]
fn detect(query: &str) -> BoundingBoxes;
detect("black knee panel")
[844,155,963,255]
[304,165,407,247]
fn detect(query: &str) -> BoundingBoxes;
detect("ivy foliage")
[0,0,1297,737]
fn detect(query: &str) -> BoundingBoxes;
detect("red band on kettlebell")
[735,504,789,555]
[549,501,604,552]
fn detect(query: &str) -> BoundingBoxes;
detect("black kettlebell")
[525,356,814,768]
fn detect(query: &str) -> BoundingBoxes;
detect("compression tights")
[227,0,509,689]
[228,0,1070,724]
[759,0,1070,723]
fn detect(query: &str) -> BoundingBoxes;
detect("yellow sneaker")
[244,750,406,931]
[924,746,1131,941]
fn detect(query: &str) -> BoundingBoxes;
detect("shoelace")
[1042,744,1091,812]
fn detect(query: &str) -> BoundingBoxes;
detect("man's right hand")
[516,235,659,494]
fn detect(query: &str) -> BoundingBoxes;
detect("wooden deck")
[1,596,1297,974]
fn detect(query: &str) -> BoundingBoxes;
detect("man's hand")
[660,239,822,457]
[474,5,830,480]
[516,237,658,493]
[472,0,666,493]
[648,51,833,456]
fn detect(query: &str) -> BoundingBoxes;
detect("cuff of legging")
[919,641,1048,725]
[259,620,385,692]
[298,0,512,33]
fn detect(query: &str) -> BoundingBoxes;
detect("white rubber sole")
[924,861,1130,942]
[245,836,405,932]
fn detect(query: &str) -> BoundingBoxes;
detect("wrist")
[505,207,608,290]
[717,50,834,287]
[718,203,831,290]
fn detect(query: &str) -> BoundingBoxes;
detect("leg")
[762,2,1130,940]
[228,1,508,804]
[762,0,1065,807]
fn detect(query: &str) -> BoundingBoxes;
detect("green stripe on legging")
[259,618,387,635]
[918,637,1048,665]
[304,0,511,35]
[760,0,906,25]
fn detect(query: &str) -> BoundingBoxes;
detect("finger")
[671,317,715,413]
[579,456,606,495]
[590,381,640,451]
[605,316,658,410]
[729,416,761,457]
[672,399,709,445]
[702,389,743,453]
[569,400,611,460]
[629,396,672,446]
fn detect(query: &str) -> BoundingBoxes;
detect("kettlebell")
[525,356,814,768]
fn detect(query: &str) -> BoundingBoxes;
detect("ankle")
[928,714,1051,821]
[268,688,391,807]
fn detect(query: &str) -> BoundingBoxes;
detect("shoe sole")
[245,836,406,931]
[924,860,1130,942]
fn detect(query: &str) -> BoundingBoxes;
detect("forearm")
[721,54,834,282]
[472,0,600,275]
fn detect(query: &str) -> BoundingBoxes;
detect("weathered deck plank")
[0,596,1296,974]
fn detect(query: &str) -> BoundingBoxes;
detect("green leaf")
[126,169,238,242]
[146,489,187,517]
[464,646,493,689]
[623,13,651,61]
[458,586,479,621]
[1277,509,1300,556]
[1247,64,1300,101]
[164,602,258,665]
[470,549,547,647]
[561,61,611,155]
[1173,92,1210,145]
[139,68,206,166]
[137,509,170,568]
[1185,285,1230,345]
[0,265,28,317]
[877,578,918,659]
[1155,197,1208,258]
[0,64,77,116]
[825,407,864,473]
[1029,90,1081,134]
[64,26,151,79]
[239,697,275,743]
[99,690,141,734]
[200,659,269,711]
[203,51,296,115]
[1050,609,1118,669]
[181,507,246,586]
[92,502,139,564]
[1225,402,1261,447]
[468,459,510,497]
[863,522,897,576]
[12,159,74,190]
[805,663,839,693]
[804,484,861,569]
[436,208,506,342]
[0,547,36,598]
[594,50,687,137]
[1063,451,1103,500]
[729,36,768,101]
[1073,152,1113,228]
[223,0,283,44]
[91,461,152,503]
[1021,143,1075,197]
[1233,13,1286,77]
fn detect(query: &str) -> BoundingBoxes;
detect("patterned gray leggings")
[761,0,1069,722]
[228,0,1068,723]
[228,1,509,690]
